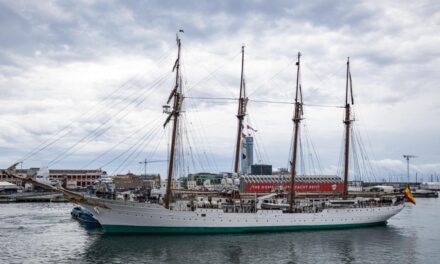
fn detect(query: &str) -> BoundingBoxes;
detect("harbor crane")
[403,155,418,183]
[139,159,167,176]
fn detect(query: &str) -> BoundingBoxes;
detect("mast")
[164,32,183,209]
[342,57,354,200]
[233,45,246,174]
[289,52,302,212]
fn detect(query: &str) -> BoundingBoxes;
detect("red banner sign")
[244,182,344,193]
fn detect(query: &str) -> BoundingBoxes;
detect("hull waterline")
[101,221,388,234]
[81,198,404,234]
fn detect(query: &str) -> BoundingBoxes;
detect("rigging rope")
[48,72,172,167]
[109,120,163,175]
[18,50,174,164]
[246,113,270,165]
[247,58,297,98]
[184,49,241,95]
[19,75,138,163]
[113,124,164,176]
[185,96,343,108]
[97,118,162,169]
[184,97,220,172]
[80,115,162,169]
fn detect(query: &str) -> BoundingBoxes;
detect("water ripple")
[1,200,440,263]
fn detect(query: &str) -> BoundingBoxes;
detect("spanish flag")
[404,185,416,205]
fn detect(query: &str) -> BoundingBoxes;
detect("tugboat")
[71,206,100,225]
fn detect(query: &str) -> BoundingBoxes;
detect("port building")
[0,168,102,189]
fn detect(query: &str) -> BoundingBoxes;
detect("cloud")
[0,0,439,178]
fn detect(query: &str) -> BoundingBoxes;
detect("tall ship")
[5,33,404,233]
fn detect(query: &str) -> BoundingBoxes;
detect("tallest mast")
[289,52,302,212]
[164,31,183,209]
[233,46,246,174]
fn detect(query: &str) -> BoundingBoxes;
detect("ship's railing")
[168,196,404,213]
[222,203,256,213]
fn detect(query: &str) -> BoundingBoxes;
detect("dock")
[0,191,68,203]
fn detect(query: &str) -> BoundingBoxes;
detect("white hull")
[81,198,404,233]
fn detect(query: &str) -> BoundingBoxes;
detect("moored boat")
[3,32,406,234]
[77,33,404,233]
[80,196,403,233]
[412,189,438,198]
[71,206,100,225]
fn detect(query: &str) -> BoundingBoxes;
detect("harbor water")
[1,199,439,264]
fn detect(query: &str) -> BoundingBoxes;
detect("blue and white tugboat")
[71,206,100,225]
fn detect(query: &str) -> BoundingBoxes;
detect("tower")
[241,136,254,174]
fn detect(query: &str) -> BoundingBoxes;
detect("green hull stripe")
[102,221,387,234]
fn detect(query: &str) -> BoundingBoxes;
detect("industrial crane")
[403,155,418,183]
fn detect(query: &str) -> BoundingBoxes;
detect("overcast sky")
[0,0,439,182]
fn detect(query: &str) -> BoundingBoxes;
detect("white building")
[161,179,183,190]
[187,180,197,190]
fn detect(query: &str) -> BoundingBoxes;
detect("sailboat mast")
[342,57,352,200]
[165,34,182,209]
[234,46,246,174]
[289,52,302,212]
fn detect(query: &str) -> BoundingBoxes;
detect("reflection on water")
[1,199,439,264]
[83,225,416,264]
